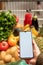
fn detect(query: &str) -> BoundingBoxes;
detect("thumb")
[29,58,36,65]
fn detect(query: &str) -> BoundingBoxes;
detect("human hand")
[29,39,41,65]
[18,39,40,65]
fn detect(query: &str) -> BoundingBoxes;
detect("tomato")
[0,41,9,51]
[8,34,17,46]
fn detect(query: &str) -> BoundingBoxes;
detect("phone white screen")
[20,32,33,58]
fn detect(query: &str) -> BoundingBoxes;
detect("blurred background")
[0,1,43,26]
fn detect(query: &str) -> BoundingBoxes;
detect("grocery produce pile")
[35,37,43,53]
[0,11,43,65]
[0,11,20,65]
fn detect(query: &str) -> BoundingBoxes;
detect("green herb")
[0,11,16,41]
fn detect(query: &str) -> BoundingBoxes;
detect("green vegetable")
[0,11,16,41]
[6,60,28,65]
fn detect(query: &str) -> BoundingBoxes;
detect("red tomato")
[0,41,9,51]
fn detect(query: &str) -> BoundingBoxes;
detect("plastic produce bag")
[4,60,28,65]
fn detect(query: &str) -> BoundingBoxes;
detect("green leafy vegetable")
[0,11,16,41]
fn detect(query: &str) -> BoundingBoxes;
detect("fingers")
[17,46,20,57]
[18,50,20,55]
[25,59,30,64]
[17,39,40,65]
[29,58,36,65]
[25,58,36,65]
[17,46,20,49]
[17,46,31,64]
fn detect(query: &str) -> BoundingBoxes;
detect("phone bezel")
[19,31,34,59]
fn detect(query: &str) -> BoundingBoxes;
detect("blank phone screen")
[20,31,33,58]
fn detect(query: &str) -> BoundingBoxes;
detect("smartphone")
[19,31,33,58]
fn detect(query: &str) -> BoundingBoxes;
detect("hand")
[18,39,40,65]
[29,39,41,65]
